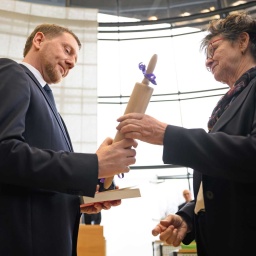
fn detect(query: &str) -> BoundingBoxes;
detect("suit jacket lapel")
[211,78,256,132]
[20,64,73,152]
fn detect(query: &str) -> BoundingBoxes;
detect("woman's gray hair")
[201,11,256,59]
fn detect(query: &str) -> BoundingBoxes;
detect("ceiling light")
[148,16,158,21]
[231,1,247,6]
[181,12,191,17]
[201,9,210,13]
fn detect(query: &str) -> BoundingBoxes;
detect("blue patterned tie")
[43,84,72,151]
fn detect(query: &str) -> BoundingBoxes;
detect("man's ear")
[33,32,45,50]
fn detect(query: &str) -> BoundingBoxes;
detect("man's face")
[183,190,191,202]
[38,32,79,84]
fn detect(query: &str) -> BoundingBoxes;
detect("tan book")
[80,187,141,206]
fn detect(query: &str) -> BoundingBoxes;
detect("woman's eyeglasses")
[206,38,223,59]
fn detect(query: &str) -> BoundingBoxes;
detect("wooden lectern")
[77,225,106,256]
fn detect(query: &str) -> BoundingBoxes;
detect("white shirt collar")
[21,62,47,88]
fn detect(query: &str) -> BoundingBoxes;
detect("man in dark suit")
[0,24,137,256]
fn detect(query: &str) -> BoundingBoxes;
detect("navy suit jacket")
[0,58,98,256]
[163,75,256,256]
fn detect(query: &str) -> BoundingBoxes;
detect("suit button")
[205,191,214,199]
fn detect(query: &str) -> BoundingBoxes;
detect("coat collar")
[211,77,256,132]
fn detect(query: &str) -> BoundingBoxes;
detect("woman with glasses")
[116,11,256,256]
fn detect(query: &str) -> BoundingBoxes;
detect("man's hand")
[152,214,188,247]
[96,137,137,178]
[80,185,121,214]
[116,113,167,145]
[80,200,121,214]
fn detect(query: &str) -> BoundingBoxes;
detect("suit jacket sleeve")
[176,201,196,244]
[162,120,256,183]
[0,58,98,197]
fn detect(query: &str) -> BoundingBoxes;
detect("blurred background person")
[178,189,192,210]
[82,213,102,225]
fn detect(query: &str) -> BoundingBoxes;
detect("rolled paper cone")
[104,54,157,189]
